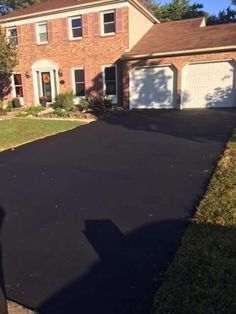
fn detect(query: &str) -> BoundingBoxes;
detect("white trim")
[0,0,158,25]
[31,59,59,104]
[11,73,24,105]
[68,16,83,40]
[100,10,116,36]
[7,26,18,45]
[71,67,86,103]
[36,21,48,44]
[123,46,236,60]
[102,64,118,103]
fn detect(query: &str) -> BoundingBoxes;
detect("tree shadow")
[37,218,187,314]
[129,66,177,109]
[205,67,236,108]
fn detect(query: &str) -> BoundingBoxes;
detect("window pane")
[9,36,18,45]
[106,82,116,95]
[75,83,85,96]
[74,69,84,83]
[105,67,116,80]
[14,74,22,85]
[39,32,48,42]
[72,28,82,38]
[15,86,23,97]
[104,23,115,34]
[72,18,81,28]
[104,12,115,23]
[39,23,47,33]
[9,28,17,37]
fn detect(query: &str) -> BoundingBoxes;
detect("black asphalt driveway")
[0,109,235,314]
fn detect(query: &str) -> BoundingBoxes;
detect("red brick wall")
[123,51,236,109]
[7,7,129,105]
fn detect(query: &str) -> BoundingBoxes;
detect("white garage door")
[130,66,177,109]
[182,61,236,108]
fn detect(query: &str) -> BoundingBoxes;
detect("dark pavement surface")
[0,109,235,314]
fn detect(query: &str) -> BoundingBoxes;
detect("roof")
[0,0,158,22]
[123,17,236,59]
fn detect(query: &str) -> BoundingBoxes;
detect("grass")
[152,131,236,314]
[0,119,83,152]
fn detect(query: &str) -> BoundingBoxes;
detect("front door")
[35,69,57,104]
[41,72,52,102]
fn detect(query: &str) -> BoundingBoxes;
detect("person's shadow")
[38,218,186,314]
[0,206,7,314]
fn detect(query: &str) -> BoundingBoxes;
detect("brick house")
[0,0,236,109]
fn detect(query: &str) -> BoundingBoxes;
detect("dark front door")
[41,72,52,102]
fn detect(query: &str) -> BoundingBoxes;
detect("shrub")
[25,105,43,117]
[54,108,70,118]
[53,92,74,111]
[79,98,90,112]
[16,111,27,117]
[88,96,113,115]
[7,100,13,109]
[0,102,3,110]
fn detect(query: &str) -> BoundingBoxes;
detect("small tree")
[0,27,17,101]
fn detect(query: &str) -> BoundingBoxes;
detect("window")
[12,74,23,97]
[37,22,48,44]
[8,27,18,45]
[102,11,115,35]
[70,17,83,39]
[74,69,85,97]
[104,66,117,96]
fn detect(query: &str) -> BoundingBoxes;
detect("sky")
[158,0,234,15]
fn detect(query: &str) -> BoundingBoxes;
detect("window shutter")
[82,14,89,37]
[85,67,91,96]
[93,12,100,37]
[47,21,53,43]
[95,67,103,94]
[29,23,36,44]
[61,18,69,40]
[17,25,22,46]
[116,8,123,33]
[64,69,72,91]
[21,75,28,104]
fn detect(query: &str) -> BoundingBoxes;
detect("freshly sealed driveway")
[0,109,236,314]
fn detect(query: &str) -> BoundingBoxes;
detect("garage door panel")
[182,61,236,108]
[130,66,177,109]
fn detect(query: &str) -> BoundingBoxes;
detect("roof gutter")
[122,46,236,60]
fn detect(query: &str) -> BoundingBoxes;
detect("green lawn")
[0,119,82,151]
[152,131,236,314]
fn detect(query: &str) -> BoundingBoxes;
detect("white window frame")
[102,64,117,103]
[36,21,48,44]
[69,16,83,40]
[8,27,18,45]
[11,73,24,104]
[72,67,86,102]
[101,10,116,36]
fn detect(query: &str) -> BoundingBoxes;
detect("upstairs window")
[102,11,115,35]
[37,22,48,44]
[70,17,83,39]
[8,27,18,45]
[74,69,85,97]
[12,74,23,97]
[104,65,117,96]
